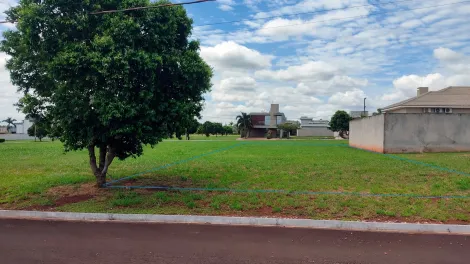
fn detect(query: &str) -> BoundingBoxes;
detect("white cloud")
[218,4,233,11]
[255,7,371,40]
[255,61,339,82]
[217,0,235,11]
[0,52,23,120]
[393,73,446,94]
[434,47,462,62]
[328,88,367,106]
[380,47,470,107]
[400,19,423,29]
[200,41,274,70]
[219,77,257,92]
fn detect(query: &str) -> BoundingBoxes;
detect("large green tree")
[1,0,212,187]
[328,110,352,139]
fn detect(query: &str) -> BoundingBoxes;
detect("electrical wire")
[195,0,415,27]
[0,0,215,24]
[90,0,215,14]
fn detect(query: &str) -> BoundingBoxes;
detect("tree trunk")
[88,145,115,188]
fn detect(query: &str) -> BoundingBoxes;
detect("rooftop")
[383,86,470,110]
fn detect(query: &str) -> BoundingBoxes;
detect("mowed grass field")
[1,138,470,223]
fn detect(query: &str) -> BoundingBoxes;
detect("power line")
[90,0,215,15]
[0,0,215,24]
[195,0,414,27]
[192,0,470,38]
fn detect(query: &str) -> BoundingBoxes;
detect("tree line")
[196,121,234,137]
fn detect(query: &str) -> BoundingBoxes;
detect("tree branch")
[101,146,116,175]
[98,145,106,171]
[87,145,99,175]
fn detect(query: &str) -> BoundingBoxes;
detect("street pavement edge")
[0,210,468,234]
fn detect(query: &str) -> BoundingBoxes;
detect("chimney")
[269,104,279,114]
[417,87,429,96]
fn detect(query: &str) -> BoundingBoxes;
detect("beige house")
[382,86,470,113]
[350,86,470,153]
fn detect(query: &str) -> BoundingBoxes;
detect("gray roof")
[383,86,470,110]
[249,112,270,116]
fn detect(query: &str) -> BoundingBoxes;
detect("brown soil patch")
[47,183,103,197]
[24,194,94,211]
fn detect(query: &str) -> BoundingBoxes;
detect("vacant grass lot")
[1,139,470,223]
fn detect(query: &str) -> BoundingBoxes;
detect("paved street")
[0,219,469,264]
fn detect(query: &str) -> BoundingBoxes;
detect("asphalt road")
[1,219,469,264]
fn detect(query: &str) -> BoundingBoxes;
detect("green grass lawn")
[1,139,469,223]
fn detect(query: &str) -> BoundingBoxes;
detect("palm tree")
[2,117,17,133]
[236,112,252,139]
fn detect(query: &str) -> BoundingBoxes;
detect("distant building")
[0,126,8,134]
[12,119,34,134]
[249,104,287,138]
[350,111,368,118]
[297,117,334,137]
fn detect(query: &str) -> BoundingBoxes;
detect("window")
[265,116,271,125]
[276,116,282,124]
[423,108,452,113]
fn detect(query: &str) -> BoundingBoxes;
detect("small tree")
[372,108,383,116]
[223,125,233,135]
[201,121,214,137]
[27,122,49,142]
[212,122,224,137]
[277,123,299,139]
[185,119,200,140]
[328,110,352,139]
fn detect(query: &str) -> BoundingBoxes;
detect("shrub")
[0,139,5,143]
[266,130,272,139]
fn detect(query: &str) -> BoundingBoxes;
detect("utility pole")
[363,98,367,117]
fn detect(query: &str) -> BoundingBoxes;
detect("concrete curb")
[1,210,469,234]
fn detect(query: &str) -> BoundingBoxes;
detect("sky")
[2,0,470,124]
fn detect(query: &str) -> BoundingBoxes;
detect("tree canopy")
[1,0,212,187]
[277,122,299,138]
[328,110,351,139]
[27,122,49,142]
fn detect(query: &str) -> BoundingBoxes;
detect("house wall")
[349,115,385,153]
[249,128,266,138]
[453,108,470,113]
[251,115,265,126]
[297,127,334,137]
[384,114,470,153]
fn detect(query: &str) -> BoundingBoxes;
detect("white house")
[12,119,34,134]
[297,117,334,137]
